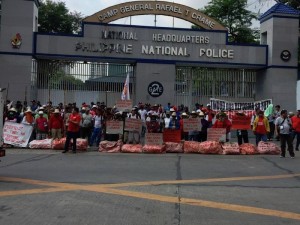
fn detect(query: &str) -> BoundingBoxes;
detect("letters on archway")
[84,1,227,31]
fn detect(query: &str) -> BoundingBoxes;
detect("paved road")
[1,143,300,225]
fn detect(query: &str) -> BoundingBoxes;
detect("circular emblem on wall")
[148,81,164,97]
[280,50,291,62]
[11,33,22,49]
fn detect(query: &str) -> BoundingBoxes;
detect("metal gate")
[31,59,135,106]
[175,67,256,110]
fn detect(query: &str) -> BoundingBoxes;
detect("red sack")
[257,141,280,155]
[52,138,67,150]
[221,142,240,155]
[142,144,166,153]
[72,138,88,151]
[165,142,184,153]
[184,141,201,153]
[99,140,122,153]
[199,141,222,154]
[121,144,143,153]
[29,139,53,149]
[239,143,257,155]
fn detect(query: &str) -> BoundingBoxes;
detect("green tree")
[38,0,83,34]
[277,0,300,10]
[196,0,258,44]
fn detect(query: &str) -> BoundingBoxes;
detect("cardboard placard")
[124,118,142,132]
[3,122,33,147]
[106,120,124,134]
[183,118,202,132]
[163,129,181,143]
[115,99,132,112]
[145,133,163,145]
[231,115,251,130]
[207,128,226,142]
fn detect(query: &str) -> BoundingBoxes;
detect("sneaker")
[280,155,285,158]
[291,156,295,159]
[62,150,68,153]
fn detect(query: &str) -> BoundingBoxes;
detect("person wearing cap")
[63,107,81,154]
[21,108,35,126]
[35,111,49,140]
[48,108,64,139]
[253,110,270,146]
[126,108,141,144]
[275,109,294,158]
[188,111,200,141]
[212,112,232,142]
[291,109,300,151]
[163,111,171,129]
[199,111,210,142]
[34,107,48,120]
[5,108,18,123]
[169,112,180,130]
[179,112,189,140]
[146,113,160,133]
[138,104,147,138]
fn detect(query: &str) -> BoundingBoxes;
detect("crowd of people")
[2,100,300,158]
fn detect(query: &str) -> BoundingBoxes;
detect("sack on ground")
[99,140,122,153]
[121,144,143,153]
[221,142,240,155]
[52,138,67,150]
[257,141,280,154]
[29,139,53,149]
[71,138,88,151]
[199,141,222,154]
[184,141,201,153]
[239,143,257,155]
[142,144,166,153]
[165,142,184,153]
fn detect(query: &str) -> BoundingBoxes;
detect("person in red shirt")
[204,104,215,128]
[252,110,270,145]
[212,112,232,142]
[49,109,64,139]
[63,107,81,154]
[35,111,48,140]
[291,109,300,151]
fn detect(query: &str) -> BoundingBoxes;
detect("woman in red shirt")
[63,107,81,154]
[212,112,232,142]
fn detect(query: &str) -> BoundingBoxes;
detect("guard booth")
[0,0,299,110]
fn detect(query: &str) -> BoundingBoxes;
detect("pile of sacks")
[28,138,88,151]
[99,140,281,155]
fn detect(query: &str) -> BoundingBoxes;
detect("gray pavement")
[0,138,300,225]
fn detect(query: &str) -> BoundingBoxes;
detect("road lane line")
[0,187,74,197]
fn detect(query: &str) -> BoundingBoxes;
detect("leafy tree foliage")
[195,0,258,44]
[38,0,83,34]
[277,0,300,10]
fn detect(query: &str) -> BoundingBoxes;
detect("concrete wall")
[0,0,38,101]
[135,63,176,105]
[258,15,299,111]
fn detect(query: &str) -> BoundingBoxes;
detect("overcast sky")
[53,0,277,28]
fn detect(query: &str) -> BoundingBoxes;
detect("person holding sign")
[199,111,210,142]
[146,113,160,133]
[252,110,270,146]
[188,111,200,141]
[169,112,180,130]
[127,108,141,144]
[180,112,189,141]
[212,112,232,142]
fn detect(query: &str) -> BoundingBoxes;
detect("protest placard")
[231,115,251,130]
[207,128,226,142]
[145,133,163,145]
[183,118,202,132]
[124,118,142,132]
[115,99,132,112]
[163,129,181,143]
[106,121,124,134]
[3,122,33,147]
